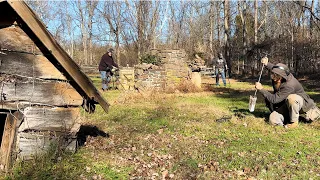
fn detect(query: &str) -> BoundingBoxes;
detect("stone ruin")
[119,49,202,90]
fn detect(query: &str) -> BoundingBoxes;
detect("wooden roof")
[0,0,109,113]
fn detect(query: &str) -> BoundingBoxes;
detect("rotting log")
[18,107,81,132]
[0,51,66,80]
[1,80,83,106]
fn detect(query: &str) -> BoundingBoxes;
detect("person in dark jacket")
[255,57,320,128]
[213,53,228,86]
[98,48,119,91]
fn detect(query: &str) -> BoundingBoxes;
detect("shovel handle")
[254,64,265,96]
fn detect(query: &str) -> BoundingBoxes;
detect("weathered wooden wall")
[0,25,82,163]
[0,52,67,80]
[0,26,42,54]
[1,78,83,106]
[18,107,81,132]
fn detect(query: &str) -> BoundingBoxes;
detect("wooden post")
[0,111,22,171]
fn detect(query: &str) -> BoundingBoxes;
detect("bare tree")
[98,1,124,65]
[237,1,247,74]
[224,0,231,75]
[73,0,98,65]
[87,1,98,65]
[209,1,215,54]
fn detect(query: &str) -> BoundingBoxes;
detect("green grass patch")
[3,78,320,179]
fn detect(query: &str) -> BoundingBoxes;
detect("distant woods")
[26,0,320,76]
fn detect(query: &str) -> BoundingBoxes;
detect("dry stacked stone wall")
[135,67,166,89]
[133,49,190,90]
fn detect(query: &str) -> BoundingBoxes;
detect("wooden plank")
[0,26,41,54]
[7,1,109,113]
[0,113,18,170]
[0,102,18,110]
[16,131,77,160]
[0,51,66,80]
[18,107,81,132]
[1,81,83,106]
[16,132,56,160]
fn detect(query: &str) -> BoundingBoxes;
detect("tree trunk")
[253,0,258,76]
[209,1,215,53]
[217,2,221,46]
[76,1,88,65]
[254,0,258,44]
[224,0,231,76]
[238,1,247,75]
[310,0,314,38]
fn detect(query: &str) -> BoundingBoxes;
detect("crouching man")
[255,57,320,128]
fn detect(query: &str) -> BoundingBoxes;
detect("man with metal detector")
[213,52,228,86]
[255,57,320,128]
[98,48,119,91]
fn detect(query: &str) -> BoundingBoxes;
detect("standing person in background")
[98,48,119,91]
[213,52,228,86]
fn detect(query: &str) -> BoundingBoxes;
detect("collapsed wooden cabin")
[0,0,109,170]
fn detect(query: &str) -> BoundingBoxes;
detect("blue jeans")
[215,68,226,86]
[100,71,111,90]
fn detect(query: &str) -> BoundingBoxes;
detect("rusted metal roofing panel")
[2,0,109,112]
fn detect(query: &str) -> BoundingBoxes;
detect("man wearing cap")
[255,57,320,128]
[213,52,228,86]
[98,48,119,91]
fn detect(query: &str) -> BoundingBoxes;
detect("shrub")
[140,54,161,65]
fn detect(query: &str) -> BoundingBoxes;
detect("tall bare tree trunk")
[264,0,268,38]
[224,0,231,76]
[254,0,258,44]
[87,1,98,65]
[254,0,258,75]
[217,2,221,46]
[76,1,88,65]
[209,1,215,53]
[116,3,121,65]
[66,14,74,59]
[310,0,315,38]
[238,1,247,75]
[80,23,88,65]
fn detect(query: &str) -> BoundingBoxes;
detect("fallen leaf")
[162,170,169,179]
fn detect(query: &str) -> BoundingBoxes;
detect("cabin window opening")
[0,112,8,146]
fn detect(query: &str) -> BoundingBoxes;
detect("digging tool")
[249,63,265,112]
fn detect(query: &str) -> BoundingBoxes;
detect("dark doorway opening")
[0,113,7,146]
